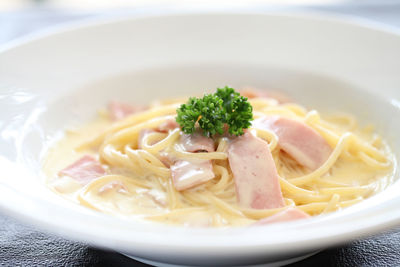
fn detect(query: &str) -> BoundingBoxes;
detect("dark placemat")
[1,213,400,267]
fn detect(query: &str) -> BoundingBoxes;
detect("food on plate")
[43,86,395,227]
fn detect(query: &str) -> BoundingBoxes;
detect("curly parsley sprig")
[176,86,253,137]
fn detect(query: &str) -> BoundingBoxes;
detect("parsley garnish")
[176,86,253,136]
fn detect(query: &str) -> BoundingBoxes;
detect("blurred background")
[1,0,400,46]
[3,0,395,9]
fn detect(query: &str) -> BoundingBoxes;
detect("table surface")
[1,5,400,266]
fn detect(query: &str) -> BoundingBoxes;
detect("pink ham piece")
[253,207,310,225]
[108,101,146,121]
[171,160,215,191]
[157,118,179,132]
[59,155,106,184]
[180,132,215,153]
[228,132,285,209]
[253,116,332,170]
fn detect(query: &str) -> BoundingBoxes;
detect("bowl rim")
[1,7,400,54]
[1,9,400,257]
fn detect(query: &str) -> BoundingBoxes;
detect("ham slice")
[171,160,215,191]
[180,132,215,153]
[59,155,106,184]
[253,116,332,170]
[157,118,179,132]
[228,132,285,209]
[169,132,215,190]
[108,101,146,121]
[253,207,310,225]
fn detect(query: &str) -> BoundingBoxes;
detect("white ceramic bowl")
[1,11,400,267]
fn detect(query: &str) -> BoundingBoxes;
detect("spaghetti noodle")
[43,91,395,227]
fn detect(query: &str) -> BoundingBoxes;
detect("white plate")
[1,11,400,266]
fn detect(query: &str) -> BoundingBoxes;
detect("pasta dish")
[43,87,395,227]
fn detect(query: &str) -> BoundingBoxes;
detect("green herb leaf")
[176,94,225,137]
[176,87,253,136]
[216,86,253,135]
